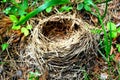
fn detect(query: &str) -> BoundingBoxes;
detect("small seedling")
[21,25,32,36]
[46,6,53,13]
[59,6,73,12]
[107,22,117,38]
[9,15,32,36]
[1,43,9,51]
[29,71,40,80]
[107,22,120,53]
[3,0,28,16]
[1,0,7,2]
[77,0,93,11]
[116,44,120,52]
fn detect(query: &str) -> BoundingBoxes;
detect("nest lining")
[30,15,87,54]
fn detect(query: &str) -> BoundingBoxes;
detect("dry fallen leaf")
[114,53,120,62]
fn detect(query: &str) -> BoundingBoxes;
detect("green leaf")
[118,47,120,52]
[19,15,25,21]
[109,54,115,61]
[1,43,9,51]
[29,71,40,80]
[21,27,29,36]
[16,0,70,26]
[26,25,32,30]
[84,0,93,5]
[46,7,52,13]
[9,15,18,23]
[22,0,28,10]
[18,10,27,16]
[107,22,116,31]
[117,27,120,33]
[84,5,91,11]
[2,0,7,2]
[59,6,73,12]
[77,3,83,10]
[111,31,117,38]
[12,24,21,30]
[116,44,120,52]
[3,7,11,14]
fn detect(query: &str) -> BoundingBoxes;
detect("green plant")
[77,0,93,11]
[1,0,7,2]
[16,0,70,26]
[107,22,120,53]
[9,15,32,36]
[77,0,114,62]
[29,71,40,80]
[59,5,73,12]
[83,70,90,80]
[0,43,9,54]
[91,0,112,59]
[3,0,28,16]
[116,44,120,52]
[1,43,9,51]
[107,22,118,38]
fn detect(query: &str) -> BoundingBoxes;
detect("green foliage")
[12,25,21,30]
[86,0,111,59]
[16,0,70,26]
[107,22,117,38]
[59,6,73,12]
[107,22,116,31]
[21,25,32,36]
[1,0,7,2]
[29,71,40,80]
[77,3,83,10]
[83,71,90,80]
[116,44,120,52]
[9,15,18,23]
[9,15,32,36]
[1,43,9,51]
[107,22,120,53]
[46,6,53,13]
[109,54,115,61]
[77,0,93,11]
[3,0,28,16]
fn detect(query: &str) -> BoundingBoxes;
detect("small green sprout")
[1,43,9,51]
[77,0,93,11]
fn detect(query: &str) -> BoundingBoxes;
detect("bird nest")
[21,14,98,79]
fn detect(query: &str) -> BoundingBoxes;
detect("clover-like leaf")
[59,6,73,12]
[111,31,117,38]
[116,44,120,52]
[12,24,21,30]
[107,22,116,31]
[21,27,29,36]
[46,7,52,13]
[3,7,11,14]
[77,3,83,10]
[9,15,18,23]
[84,0,93,5]
[26,25,32,30]
[84,4,91,11]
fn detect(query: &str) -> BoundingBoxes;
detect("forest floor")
[0,0,120,80]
